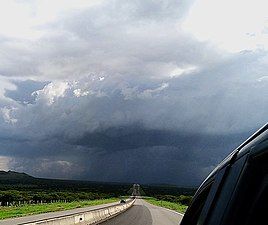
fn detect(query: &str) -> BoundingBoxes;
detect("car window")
[221,152,268,225]
[205,155,248,225]
[244,154,268,225]
[180,182,213,225]
[246,175,268,225]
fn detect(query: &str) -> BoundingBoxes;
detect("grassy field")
[0,198,118,220]
[146,198,188,213]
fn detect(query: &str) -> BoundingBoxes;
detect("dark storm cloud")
[1,49,268,185]
[73,126,250,152]
[5,126,251,185]
[0,0,267,185]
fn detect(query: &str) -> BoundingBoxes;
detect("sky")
[0,0,267,186]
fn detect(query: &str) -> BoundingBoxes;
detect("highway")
[0,199,183,225]
[101,199,183,225]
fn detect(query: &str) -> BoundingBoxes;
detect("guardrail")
[19,199,135,225]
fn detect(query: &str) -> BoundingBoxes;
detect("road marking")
[144,200,185,217]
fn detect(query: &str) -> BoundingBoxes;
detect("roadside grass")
[146,198,188,214]
[0,198,118,220]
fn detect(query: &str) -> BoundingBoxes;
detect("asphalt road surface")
[101,199,183,225]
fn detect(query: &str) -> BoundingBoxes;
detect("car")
[180,123,268,225]
[120,199,126,204]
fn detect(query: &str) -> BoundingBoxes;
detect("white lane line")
[144,200,184,217]
[159,206,184,217]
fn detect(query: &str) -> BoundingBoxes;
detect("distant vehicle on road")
[120,199,126,204]
[181,123,268,225]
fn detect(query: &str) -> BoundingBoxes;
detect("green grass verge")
[146,198,188,213]
[0,198,118,220]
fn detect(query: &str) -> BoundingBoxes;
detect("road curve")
[101,199,183,225]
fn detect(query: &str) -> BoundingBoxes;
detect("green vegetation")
[152,194,193,205]
[0,198,118,220]
[146,198,188,213]
[0,171,132,207]
[0,190,114,206]
[0,171,195,220]
[145,194,192,213]
[142,184,196,197]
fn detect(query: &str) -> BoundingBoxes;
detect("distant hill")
[0,170,34,180]
[0,170,196,197]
